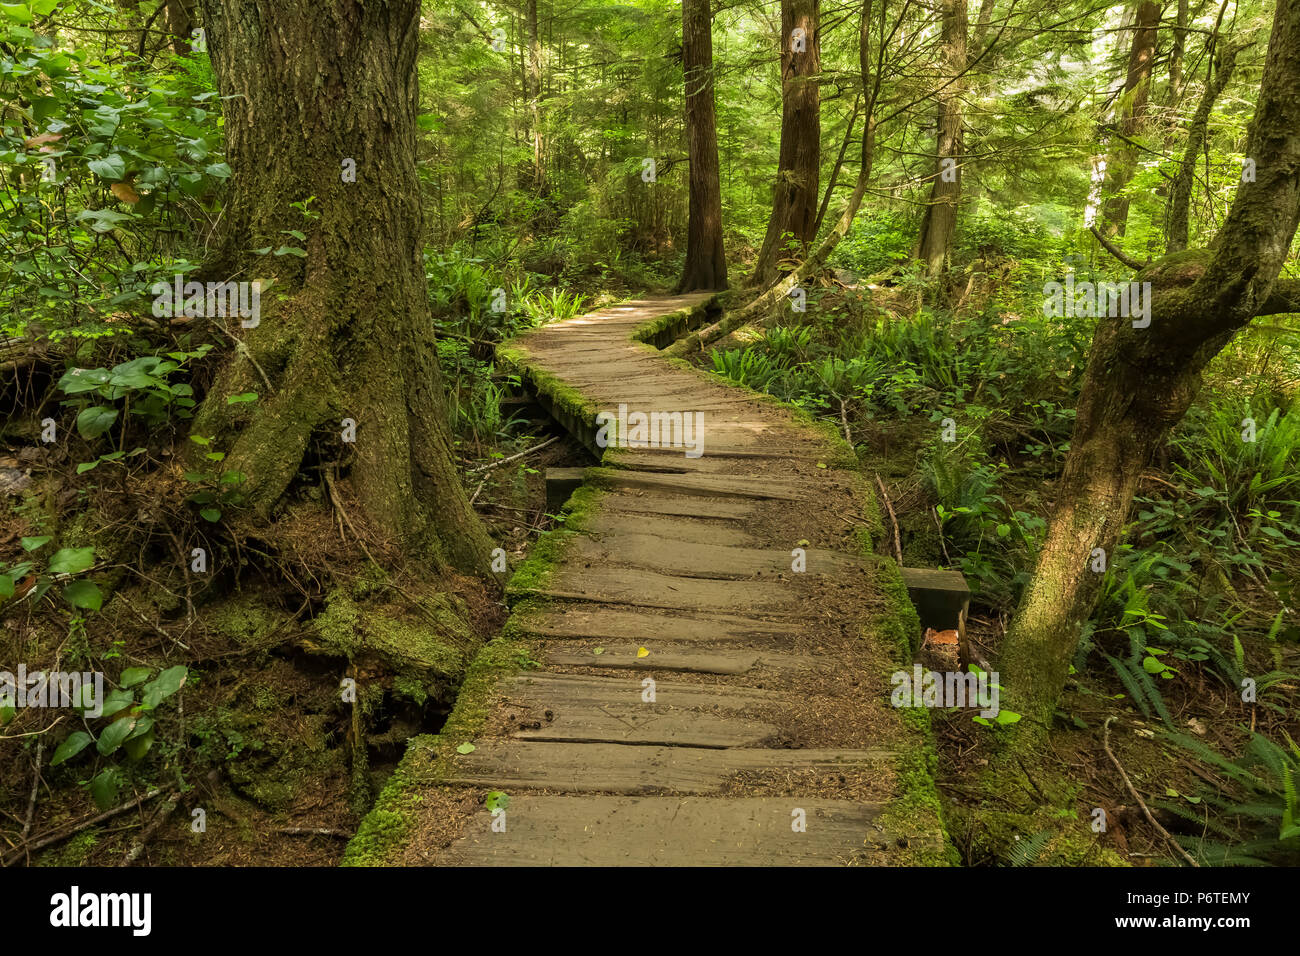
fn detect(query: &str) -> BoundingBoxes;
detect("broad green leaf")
[48,547,93,575]
[96,715,137,755]
[51,731,94,766]
[99,687,135,718]
[0,4,34,24]
[20,536,51,551]
[75,404,118,439]
[140,665,187,710]
[89,770,120,810]
[119,666,151,688]
[63,579,102,611]
[122,728,154,761]
[88,153,127,180]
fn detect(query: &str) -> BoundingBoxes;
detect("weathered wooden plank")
[514,604,796,645]
[444,740,894,793]
[441,796,886,866]
[523,564,803,613]
[542,643,811,675]
[567,532,866,580]
[586,468,805,501]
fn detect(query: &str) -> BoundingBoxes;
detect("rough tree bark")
[527,0,546,194]
[999,0,1300,736]
[192,0,493,574]
[752,0,821,287]
[677,0,729,292]
[915,0,967,276]
[1099,0,1160,238]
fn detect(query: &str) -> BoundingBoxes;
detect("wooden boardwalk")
[349,295,948,866]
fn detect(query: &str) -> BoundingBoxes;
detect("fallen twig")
[278,827,351,838]
[3,787,166,867]
[466,434,561,474]
[873,473,903,564]
[1102,716,1200,867]
[124,794,179,865]
[21,739,43,840]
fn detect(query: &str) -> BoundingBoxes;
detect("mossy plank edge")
[342,487,603,866]
[628,295,718,348]
[848,527,954,865]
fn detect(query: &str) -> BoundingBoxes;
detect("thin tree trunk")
[915,0,967,276]
[677,0,728,292]
[1167,39,1240,252]
[999,0,1300,735]
[669,0,880,350]
[527,0,546,194]
[193,0,492,574]
[1099,0,1160,238]
[813,95,859,239]
[752,0,821,287]
[1169,0,1189,103]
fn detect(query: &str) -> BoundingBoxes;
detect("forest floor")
[348,294,950,865]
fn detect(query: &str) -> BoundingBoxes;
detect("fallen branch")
[2,787,166,867]
[1089,225,1147,271]
[1102,716,1200,867]
[466,434,561,474]
[124,794,179,865]
[21,740,43,840]
[874,474,903,564]
[278,827,351,838]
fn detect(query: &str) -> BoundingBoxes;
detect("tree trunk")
[677,0,728,293]
[812,95,858,239]
[669,0,879,351]
[752,0,821,287]
[192,0,493,575]
[999,0,1300,736]
[915,0,967,276]
[163,0,197,55]
[1167,40,1240,252]
[1169,0,1189,103]
[1099,0,1160,238]
[527,0,546,194]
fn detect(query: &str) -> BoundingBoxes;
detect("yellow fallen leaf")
[636,646,649,658]
[110,181,140,204]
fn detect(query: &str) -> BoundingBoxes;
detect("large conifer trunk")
[192,0,491,573]
[915,0,966,276]
[752,0,821,287]
[677,0,728,292]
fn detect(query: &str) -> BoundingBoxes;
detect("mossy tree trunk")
[752,0,820,287]
[677,0,728,293]
[1167,36,1240,252]
[915,0,966,277]
[191,0,493,575]
[999,0,1300,737]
